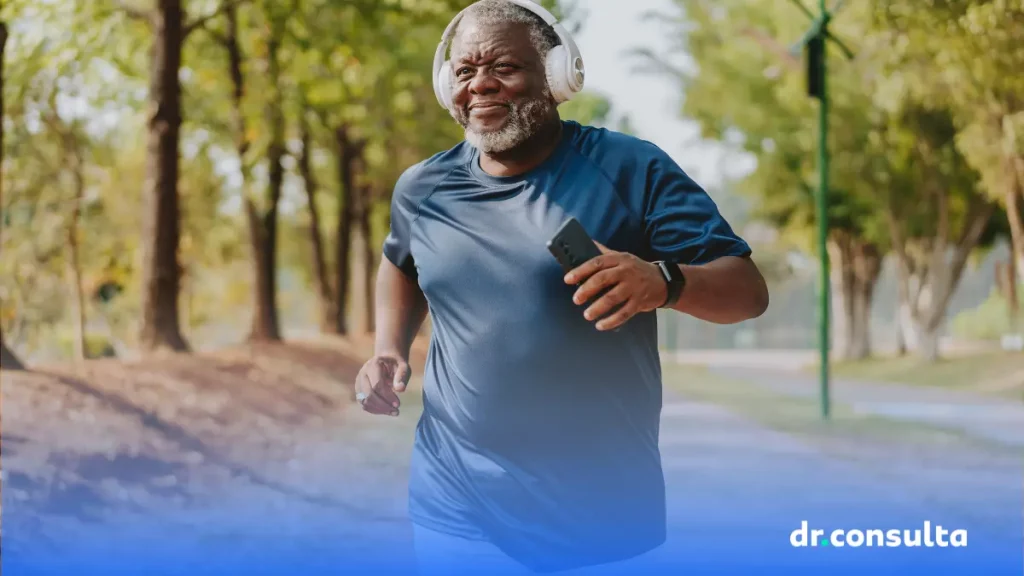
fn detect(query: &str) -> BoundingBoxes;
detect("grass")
[662,361,1019,457]
[827,351,1024,399]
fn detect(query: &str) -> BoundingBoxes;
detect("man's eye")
[456,67,473,77]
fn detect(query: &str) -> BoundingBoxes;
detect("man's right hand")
[354,353,411,417]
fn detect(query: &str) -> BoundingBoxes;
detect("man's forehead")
[450,19,535,60]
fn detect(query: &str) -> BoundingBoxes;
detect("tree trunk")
[69,147,87,361]
[828,234,855,359]
[139,0,189,353]
[996,259,1019,331]
[829,233,880,361]
[0,21,24,370]
[224,5,282,342]
[887,192,995,362]
[894,310,907,357]
[917,324,941,363]
[351,180,374,335]
[848,241,881,360]
[362,185,376,334]
[0,332,22,369]
[334,126,362,335]
[1005,161,1024,288]
[248,18,285,341]
[298,112,338,333]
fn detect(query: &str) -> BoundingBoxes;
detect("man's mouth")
[470,102,509,111]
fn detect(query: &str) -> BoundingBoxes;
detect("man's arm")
[354,259,428,416]
[565,246,768,331]
[668,255,768,324]
[374,258,429,361]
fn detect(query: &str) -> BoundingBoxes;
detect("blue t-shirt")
[382,121,751,572]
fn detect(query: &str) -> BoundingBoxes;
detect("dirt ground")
[0,335,431,571]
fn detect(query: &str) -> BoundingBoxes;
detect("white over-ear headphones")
[432,0,586,112]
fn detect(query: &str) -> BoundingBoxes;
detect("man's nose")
[468,70,500,95]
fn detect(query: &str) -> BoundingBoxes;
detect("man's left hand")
[563,242,668,331]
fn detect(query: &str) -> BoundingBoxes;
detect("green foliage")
[950,289,1024,342]
[869,0,1024,204]
[53,330,117,360]
[555,89,638,136]
[2,0,592,359]
[634,0,891,256]
[558,91,612,126]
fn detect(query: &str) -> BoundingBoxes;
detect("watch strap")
[655,261,685,308]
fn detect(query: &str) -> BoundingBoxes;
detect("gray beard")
[454,94,555,154]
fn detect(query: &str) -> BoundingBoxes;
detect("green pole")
[817,1,831,419]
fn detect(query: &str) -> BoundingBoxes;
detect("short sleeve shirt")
[382,121,752,573]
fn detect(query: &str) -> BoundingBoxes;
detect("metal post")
[786,0,853,419]
[816,0,831,419]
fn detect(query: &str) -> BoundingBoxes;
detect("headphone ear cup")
[544,45,574,104]
[437,63,455,111]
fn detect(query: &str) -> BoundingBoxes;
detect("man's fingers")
[596,302,638,331]
[583,284,631,322]
[564,253,616,285]
[356,372,390,415]
[365,393,393,415]
[392,361,411,393]
[573,268,620,305]
[373,380,401,410]
[357,362,401,416]
[594,241,611,253]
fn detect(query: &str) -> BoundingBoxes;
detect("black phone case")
[546,217,603,275]
[546,218,624,331]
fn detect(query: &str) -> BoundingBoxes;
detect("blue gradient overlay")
[4,451,1020,576]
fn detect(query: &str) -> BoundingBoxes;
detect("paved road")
[705,365,1024,447]
[649,387,1021,574]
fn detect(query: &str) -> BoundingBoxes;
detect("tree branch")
[740,26,802,70]
[205,29,229,47]
[926,198,996,329]
[184,0,249,38]
[884,201,919,323]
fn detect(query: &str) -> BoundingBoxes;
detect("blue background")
[4,451,1020,576]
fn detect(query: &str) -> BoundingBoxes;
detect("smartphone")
[546,217,603,275]
[546,217,623,330]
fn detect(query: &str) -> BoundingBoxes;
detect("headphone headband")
[432,0,585,111]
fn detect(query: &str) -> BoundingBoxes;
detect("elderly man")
[353,0,769,574]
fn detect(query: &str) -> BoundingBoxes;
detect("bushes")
[950,289,1024,342]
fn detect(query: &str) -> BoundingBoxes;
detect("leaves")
[3,0,512,357]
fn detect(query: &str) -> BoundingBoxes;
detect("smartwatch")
[654,261,686,308]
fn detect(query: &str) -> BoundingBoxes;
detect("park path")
[705,365,1024,447]
[643,385,1021,574]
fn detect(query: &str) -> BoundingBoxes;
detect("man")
[353,1,769,574]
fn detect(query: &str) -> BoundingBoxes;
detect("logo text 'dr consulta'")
[790,521,968,548]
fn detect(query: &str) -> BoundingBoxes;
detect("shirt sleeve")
[641,146,752,265]
[381,166,421,281]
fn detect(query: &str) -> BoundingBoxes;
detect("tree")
[117,0,245,353]
[294,0,470,335]
[0,17,24,369]
[871,1,1024,289]
[877,105,997,361]
[636,0,888,359]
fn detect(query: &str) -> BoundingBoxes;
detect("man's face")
[448,19,555,153]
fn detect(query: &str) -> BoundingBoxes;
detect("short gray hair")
[449,0,561,59]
